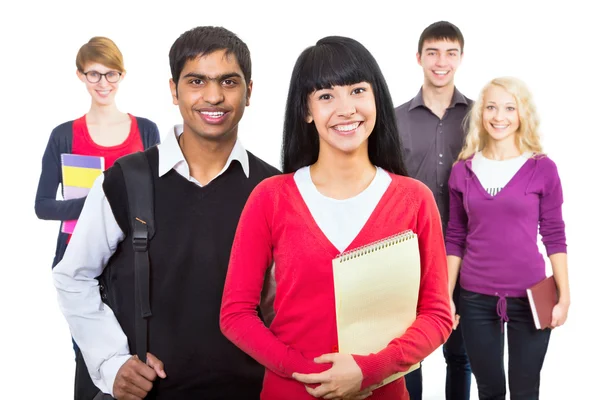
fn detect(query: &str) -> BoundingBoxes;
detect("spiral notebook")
[61,154,105,234]
[332,230,421,388]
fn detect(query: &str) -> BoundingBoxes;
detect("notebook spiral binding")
[336,230,416,263]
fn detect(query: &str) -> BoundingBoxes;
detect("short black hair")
[418,21,464,54]
[281,36,407,176]
[169,26,251,88]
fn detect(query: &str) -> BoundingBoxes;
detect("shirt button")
[440,183,444,188]
[439,161,443,165]
[439,154,443,158]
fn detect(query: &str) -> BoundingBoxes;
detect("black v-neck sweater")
[101,146,279,399]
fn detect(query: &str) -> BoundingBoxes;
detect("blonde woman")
[445,77,569,399]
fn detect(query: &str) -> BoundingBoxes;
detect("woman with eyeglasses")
[34,36,160,400]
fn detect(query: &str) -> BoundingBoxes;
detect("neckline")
[477,151,531,163]
[80,113,136,150]
[468,156,534,200]
[289,172,399,256]
[302,166,383,203]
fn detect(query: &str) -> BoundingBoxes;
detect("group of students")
[35,20,569,400]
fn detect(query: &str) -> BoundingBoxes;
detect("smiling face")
[482,84,520,144]
[169,49,252,142]
[306,82,376,157]
[417,39,462,89]
[77,62,124,106]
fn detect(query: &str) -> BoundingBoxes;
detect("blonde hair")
[457,77,543,161]
[76,37,125,73]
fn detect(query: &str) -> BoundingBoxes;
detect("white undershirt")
[294,166,391,252]
[471,151,531,195]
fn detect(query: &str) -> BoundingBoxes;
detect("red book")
[526,275,558,330]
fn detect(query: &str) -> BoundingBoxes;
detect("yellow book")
[60,154,105,234]
[332,230,421,387]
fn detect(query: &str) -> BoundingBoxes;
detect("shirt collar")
[408,87,469,111]
[158,124,250,179]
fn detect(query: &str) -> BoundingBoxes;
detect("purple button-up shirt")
[395,88,472,231]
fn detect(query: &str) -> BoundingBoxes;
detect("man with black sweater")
[53,26,279,399]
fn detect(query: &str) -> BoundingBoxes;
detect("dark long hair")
[281,36,407,176]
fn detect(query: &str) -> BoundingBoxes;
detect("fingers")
[113,356,157,399]
[132,358,158,384]
[293,372,329,385]
[126,364,155,393]
[452,314,460,330]
[113,372,150,399]
[314,353,337,364]
[309,385,371,400]
[147,352,167,378]
[305,383,330,398]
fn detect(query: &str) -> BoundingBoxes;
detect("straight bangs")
[299,44,375,96]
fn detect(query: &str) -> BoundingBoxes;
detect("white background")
[1,1,598,398]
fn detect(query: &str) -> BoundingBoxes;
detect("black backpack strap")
[115,151,155,363]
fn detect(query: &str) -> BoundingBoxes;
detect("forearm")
[447,255,462,295]
[55,263,131,394]
[52,176,129,396]
[221,182,325,378]
[35,196,86,221]
[549,252,570,305]
[220,307,326,378]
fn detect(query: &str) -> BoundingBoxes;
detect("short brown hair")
[76,37,125,73]
[418,21,464,55]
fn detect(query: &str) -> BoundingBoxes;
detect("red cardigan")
[220,173,452,399]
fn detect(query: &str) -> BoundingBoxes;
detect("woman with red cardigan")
[220,36,452,400]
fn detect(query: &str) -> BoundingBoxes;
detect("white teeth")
[201,111,224,117]
[492,124,508,129]
[334,122,360,132]
[434,71,448,75]
[98,90,110,95]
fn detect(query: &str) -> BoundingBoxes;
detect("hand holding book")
[292,353,365,399]
[550,301,569,328]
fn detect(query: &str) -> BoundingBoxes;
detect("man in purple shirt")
[395,21,472,400]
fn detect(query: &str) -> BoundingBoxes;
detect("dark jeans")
[404,364,422,400]
[459,289,551,400]
[75,345,103,400]
[443,284,471,400]
[405,285,471,400]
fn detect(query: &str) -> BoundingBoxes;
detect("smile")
[198,110,229,124]
[332,122,361,134]
[201,111,225,118]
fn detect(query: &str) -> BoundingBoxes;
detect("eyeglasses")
[83,70,122,83]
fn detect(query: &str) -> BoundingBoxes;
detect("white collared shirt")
[52,125,249,396]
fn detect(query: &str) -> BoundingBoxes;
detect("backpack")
[101,151,155,364]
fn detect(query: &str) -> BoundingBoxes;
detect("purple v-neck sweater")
[445,155,566,297]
